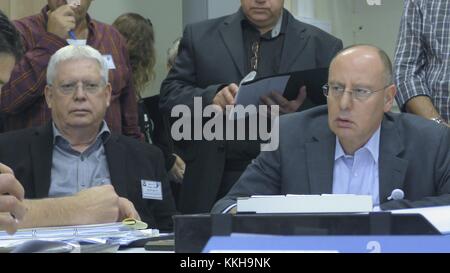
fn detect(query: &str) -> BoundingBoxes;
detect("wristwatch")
[430,117,446,125]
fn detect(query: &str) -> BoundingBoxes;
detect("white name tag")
[141,180,163,200]
[66,39,87,46]
[103,54,116,70]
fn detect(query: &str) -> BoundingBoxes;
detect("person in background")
[160,0,343,214]
[0,0,143,139]
[394,0,449,127]
[0,10,27,234]
[112,14,185,208]
[0,45,176,232]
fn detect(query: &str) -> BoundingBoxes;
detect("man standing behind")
[394,0,450,127]
[0,0,142,139]
[160,0,342,213]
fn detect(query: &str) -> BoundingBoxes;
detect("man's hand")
[118,197,140,221]
[74,185,122,224]
[260,86,307,115]
[75,185,141,223]
[47,5,76,39]
[0,163,27,235]
[169,154,185,183]
[212,83,239,111]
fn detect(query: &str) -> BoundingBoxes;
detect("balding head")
[331,45,393,86]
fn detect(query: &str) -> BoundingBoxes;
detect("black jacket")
[0,122,177,232]
[160,9,343,213]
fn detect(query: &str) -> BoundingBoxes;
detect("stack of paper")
[0,222,159,253]
[237,194,373,213]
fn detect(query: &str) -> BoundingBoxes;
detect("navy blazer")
[212,106,450,213]
[0,122,177,232]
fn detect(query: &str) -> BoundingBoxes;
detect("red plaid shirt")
[0,6,143,139]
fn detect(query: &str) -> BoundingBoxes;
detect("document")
[390,205,450,234]
[0,221,159,252]
[237,194,373,213]
[233,67,329,108]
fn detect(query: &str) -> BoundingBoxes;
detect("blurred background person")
[394,0,449,127]
[113,13,185,209]
[0,0,142,139]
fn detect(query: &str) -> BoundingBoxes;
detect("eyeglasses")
[250,40,260,72]
[322,83,389,101]
[52,81,105,95]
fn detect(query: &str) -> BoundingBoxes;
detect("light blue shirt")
[48,121,112,197]
[332,127,381,206]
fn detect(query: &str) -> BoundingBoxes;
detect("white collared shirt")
[332,127,381,206]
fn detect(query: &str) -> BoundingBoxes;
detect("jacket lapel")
[219,12,246,77]
[30,123,54,198]
[378,115,408,202]
[104,135,128,198]
[305,130,335,194]
[279,12,309,73]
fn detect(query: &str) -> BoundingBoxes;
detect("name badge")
[141,180,163,200]
[103,54,116,70]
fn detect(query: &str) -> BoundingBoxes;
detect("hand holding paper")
[260,86,307,115]
[212,83,238,111]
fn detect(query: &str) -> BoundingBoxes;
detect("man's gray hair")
[47,45,108,85]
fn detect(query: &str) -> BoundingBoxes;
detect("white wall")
[294,0,404,59]
[89,0,183,97]
[87,0,404,97]
[207,0,240,20]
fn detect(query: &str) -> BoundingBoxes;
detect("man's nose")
[339,90,353,110]
[73,83,87,98]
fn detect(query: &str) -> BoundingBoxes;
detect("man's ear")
[384,84,397,112]
[44,85,53,109]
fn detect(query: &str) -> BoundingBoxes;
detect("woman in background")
[113,13,185,207]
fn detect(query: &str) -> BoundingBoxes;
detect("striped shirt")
[0,6,143,139]
[394,0,450,122]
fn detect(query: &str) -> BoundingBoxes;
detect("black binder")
[237,67,329,111]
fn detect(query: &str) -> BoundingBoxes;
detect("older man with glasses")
[212,44,450,214]
[0,45,177,231]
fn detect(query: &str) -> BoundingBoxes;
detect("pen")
[68,30,77,40]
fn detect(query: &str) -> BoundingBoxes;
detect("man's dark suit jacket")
[0,123,177,232]
[212,106,450,213]
[160,9,343,214]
